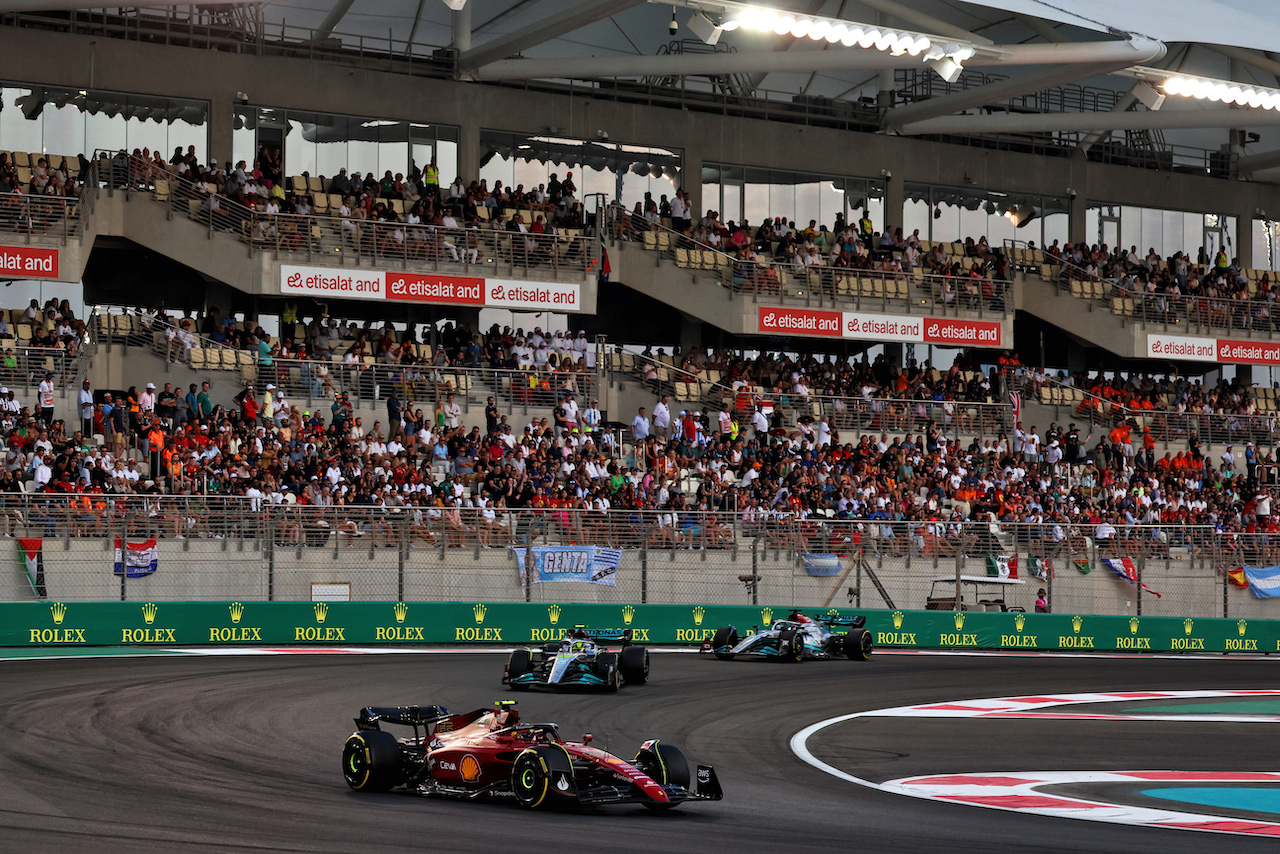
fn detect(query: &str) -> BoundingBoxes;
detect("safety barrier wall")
[6,601,1279,653]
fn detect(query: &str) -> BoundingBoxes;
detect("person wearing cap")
[78,379,94,437]
[261,382,275,427]
[140,382,157,421]
[273,389,290,429]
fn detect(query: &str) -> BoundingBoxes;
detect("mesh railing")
[0,503,1256,618]
[0,192,81,245]
[625,219,1011,317]
[92,151,597,281]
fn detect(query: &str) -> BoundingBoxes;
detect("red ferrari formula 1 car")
[341,701,722,810]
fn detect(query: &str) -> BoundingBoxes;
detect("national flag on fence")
[802,553,844,577]
[1008,390,1021,424]
[1242,565,1280,598]
[1227,567,1249,588]
[1028,556,1055,580]
[1073,558,1091,575]
[1100,556,1162,598]
[591,548,622,585]
[113,536,159,578]
[16,536,45,598]
[987,553,1018,579]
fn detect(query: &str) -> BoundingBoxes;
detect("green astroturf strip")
[1124,700,1280,715]
[0,647,192,659]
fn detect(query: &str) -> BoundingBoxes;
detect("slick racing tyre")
[595,652,621,692]
[779,628,804,662]
[843,627,873,661]
[711,626,738,660]
[511,746,576,809]
[634,742,690,810]
[506,648,534,690]
[342,730,403,792]
[619,645,649,685]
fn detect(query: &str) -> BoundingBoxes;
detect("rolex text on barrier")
[4,604,1280,653]
[0,246,59,279]
[757,307,1003,348]
[280,265,582,312]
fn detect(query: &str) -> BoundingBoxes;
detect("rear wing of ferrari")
[355,704,451,730]
[816,614,866,629]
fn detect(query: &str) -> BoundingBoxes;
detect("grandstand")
[3,2,1280,617]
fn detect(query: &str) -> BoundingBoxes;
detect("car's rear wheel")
[506,648,534,690]
[779,629,804,662]
[634,741,690,810]
[342,730,403,792]
[711,626,738,660]
[619,645,649,684]
[844,627,873,661]
[595,652,621,692]
[511,746,575,809]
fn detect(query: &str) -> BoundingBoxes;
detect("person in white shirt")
[652,395,671,440]
[751,406,769,437]
[37,372,55,424]
[139,382,156,416]
[79,379,95,435]
[443,394,462,430]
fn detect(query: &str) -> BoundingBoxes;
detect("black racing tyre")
[506,648,533,690]
[844,627,873,661]
[595,652,621,692]
[511,745,575,809]
[619,645,649,685]
[342,730,403,792]
[634,742,691,810]
[779,629,804,662]
[711,626,738,660]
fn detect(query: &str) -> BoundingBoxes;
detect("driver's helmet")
[569,640,589,653]
[569,628,589,639]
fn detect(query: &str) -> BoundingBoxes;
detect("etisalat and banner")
[513,546,622,586]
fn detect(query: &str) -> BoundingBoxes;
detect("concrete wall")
[5,538,1270,620]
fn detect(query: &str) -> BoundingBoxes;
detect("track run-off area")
[2,647,1279,853]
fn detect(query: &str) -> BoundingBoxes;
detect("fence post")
[751,536,760,606]
[640,533,648,604]
[398,511,407,601]
[1222,556,1229,620]
[524,541,533,603]
[1136,551,1144,616]
[954,547,962,610]
[855,546,863,608]
[266,506,275,602]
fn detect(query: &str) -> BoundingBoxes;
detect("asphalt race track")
[1,650,1278,853]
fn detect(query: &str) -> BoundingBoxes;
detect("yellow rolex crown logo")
[692,606,705,626]
[1238,619,1248,636]
[394,602,408,624]
[892,611,905,629]
[1072,615,1083,633]
[142,603,158,625]
[229,602,244,624]
[1184,618,1194,635]
[314,602,328,624]
[622,605,636,625]
[50,602,66,625]
[760,607,773,625]
[473,603,486,624]
[1129,617,1140,634]
[548,604,561,625]
[1014,613,1025,632]
[953,612,965,630]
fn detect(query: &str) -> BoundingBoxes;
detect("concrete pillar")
[1068,192,1088,246]
[459,121,479,188]
[1236,208,1255,269]
[884,172,904,236]
[682,150,702,223]
[209,94,235,163]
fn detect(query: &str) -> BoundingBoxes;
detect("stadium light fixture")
[710,2,978,77]
[1160,73,1280,110]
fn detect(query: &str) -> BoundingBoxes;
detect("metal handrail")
[92,151,597,280]
[0,192,81,246]
[627,218,1010,317]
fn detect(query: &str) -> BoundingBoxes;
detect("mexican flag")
[986,553,1018,579]
[17,536,45,598]
[1028,556,1055,580]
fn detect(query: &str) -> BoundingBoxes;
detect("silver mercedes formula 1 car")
[700,611,872,662]
[504,627,649,691]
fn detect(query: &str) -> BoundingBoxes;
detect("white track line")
[791,690,1280,837]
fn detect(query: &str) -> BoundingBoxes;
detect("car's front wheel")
[634,741,690,810]
[506,648,534,690]
[342,730,403,792]
[711,626,738,660]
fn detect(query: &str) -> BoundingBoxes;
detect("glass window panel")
[3,87,45,153]
[1253,219,1271,270]
[1140,207,1162,259]
[722,183,742,224]
[1042,211,1068,251]
[744,182,769,225]
[770,182,795,225]
[40,102,86,159]
[795,182,821,229]
[1162,209,1184,258]
[436,139,458,186]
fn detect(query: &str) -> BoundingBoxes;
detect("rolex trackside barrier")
[7,602,1280,653]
